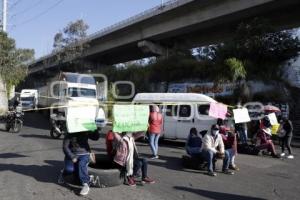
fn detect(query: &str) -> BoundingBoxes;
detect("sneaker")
[57,171,65,184]
[287,155,294,159]
[222,169,234,175]
[150,155,159,159]
[142,177,155,184]
[280,152,286,157]
[207,171,217,177]
[79,183,90,196]
[127,177,136,186]
[229,165,239,171]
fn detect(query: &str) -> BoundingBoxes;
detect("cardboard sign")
[233,108,251,123]
[113,105,149,133]
[66,105,97,133]
[271,124,280,135]
[208,102,228,120]
[268,113,278,125]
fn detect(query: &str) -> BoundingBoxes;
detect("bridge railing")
[32,0,194,64]
[88,0,194,41]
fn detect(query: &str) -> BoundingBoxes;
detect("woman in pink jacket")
[148,105,163,159]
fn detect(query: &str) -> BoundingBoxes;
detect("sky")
[2,0,164,58]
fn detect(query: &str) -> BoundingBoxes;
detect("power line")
[9,0,44,19]
[9,0,23,10]
[14,0,64,27]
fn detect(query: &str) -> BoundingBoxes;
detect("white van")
[132,93,217,140]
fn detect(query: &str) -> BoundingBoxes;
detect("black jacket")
[283,120,293,136]
[63,131,100,159]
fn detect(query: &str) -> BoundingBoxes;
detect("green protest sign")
[113,105,149,133]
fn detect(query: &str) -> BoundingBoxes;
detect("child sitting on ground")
[113,132,155,186]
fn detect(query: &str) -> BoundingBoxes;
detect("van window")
[198,105,210,115]
[166,105,178,116]
[179,105,191,117]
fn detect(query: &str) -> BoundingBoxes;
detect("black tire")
[182,155,206,170]
[50,127,62,139]
[88,154,123,188]
[11,120,22,133]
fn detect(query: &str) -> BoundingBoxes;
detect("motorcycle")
[5,105,24,133]
[50,112,67,139]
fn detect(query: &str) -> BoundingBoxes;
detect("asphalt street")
[0,112,299,200]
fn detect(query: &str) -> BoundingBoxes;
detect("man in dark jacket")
[280,118,294,159]
[58,131,100,196]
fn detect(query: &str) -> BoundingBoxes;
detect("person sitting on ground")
[106,129,117,160]
[58,131,100,196]
[113,132,155,186]
[217,119,239,171]
[255,126,280,158]
[185,127,202,157]
[201,124,234,176]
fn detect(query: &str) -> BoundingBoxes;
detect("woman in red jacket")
[148,105,163,159]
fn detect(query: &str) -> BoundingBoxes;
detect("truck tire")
[88,154,123,188]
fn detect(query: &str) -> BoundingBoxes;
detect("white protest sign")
[233,108,251,123]
[66,102,97,133]
[268,113,278,125]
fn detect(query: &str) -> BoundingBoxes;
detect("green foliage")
[214,18,300,80]
[223,58,246,82]
[0,31,34,93]
[53,19,89,64]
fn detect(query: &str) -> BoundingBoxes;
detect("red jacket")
[148,111,163,134]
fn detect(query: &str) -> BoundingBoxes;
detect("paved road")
[0,112,299,200]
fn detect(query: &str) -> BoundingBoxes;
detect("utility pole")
[2,0,7,32]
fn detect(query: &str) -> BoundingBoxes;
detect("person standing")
[279,118,294,159]
[148,105,163,159]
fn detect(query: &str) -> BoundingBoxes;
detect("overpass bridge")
[28,0,300,75]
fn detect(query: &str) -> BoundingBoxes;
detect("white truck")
[20,89,38,110]
[37,72,106,138]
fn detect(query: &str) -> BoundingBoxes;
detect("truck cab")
[20,89,38,110]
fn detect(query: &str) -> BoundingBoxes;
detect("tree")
[0,31,34,114]
[53,19,89,65]
[214,18,300,80]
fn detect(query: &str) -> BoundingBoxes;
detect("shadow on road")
[0,159,81,194]
[173,186,267,200]
[0,153,28,159]
[23,112,50,130]
[0,160,62,184]
[20,134,55,140]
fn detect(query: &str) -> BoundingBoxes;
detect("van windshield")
[21,97,34,101]
[68,88,96,98]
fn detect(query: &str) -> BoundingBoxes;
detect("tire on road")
[182,155,206,170]
[88,154,123,188]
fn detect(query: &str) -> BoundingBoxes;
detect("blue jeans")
[149,133,160,156]
[226,148,236,166]
[201,149,230,172]
[133,158,148,179]
[238,129,248,144]
[63,154,90,185]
